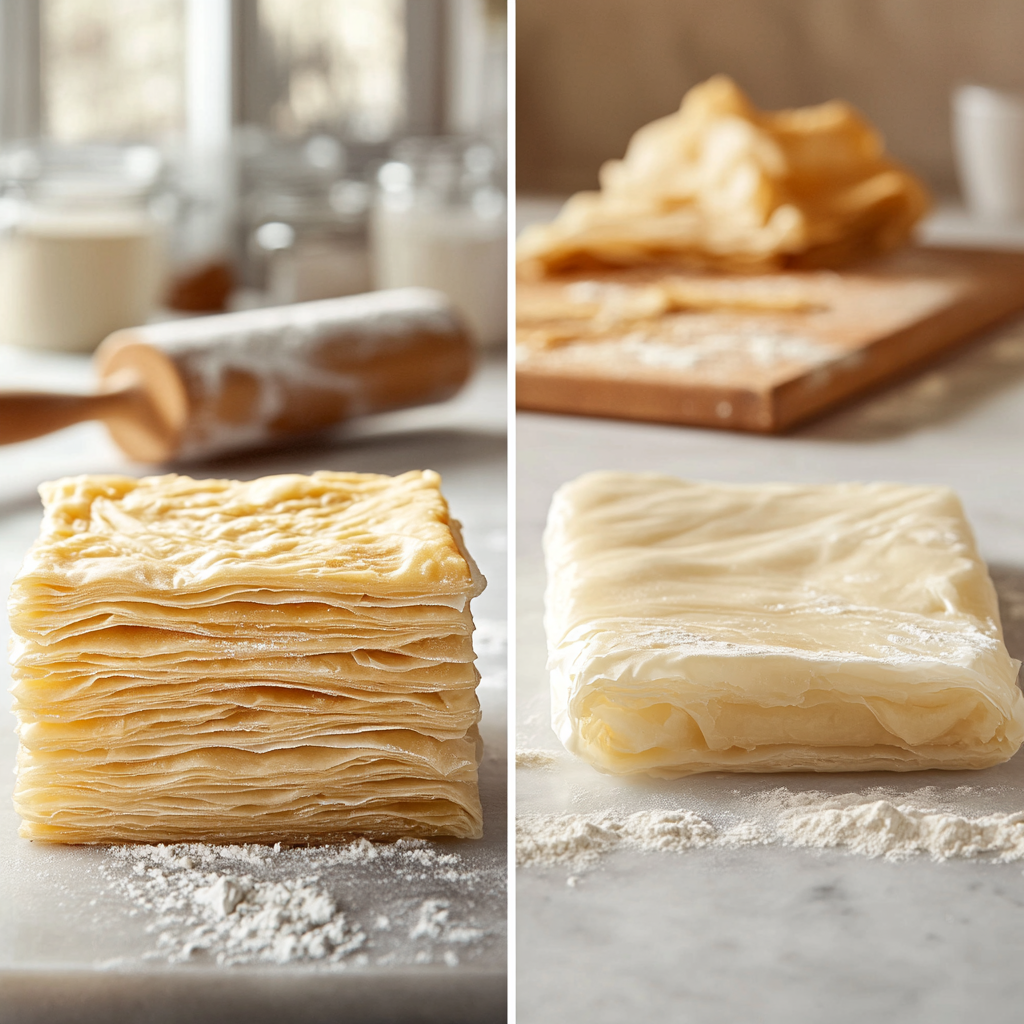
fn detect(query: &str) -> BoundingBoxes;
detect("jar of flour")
[371,137,506,348]
[0,143,166,353]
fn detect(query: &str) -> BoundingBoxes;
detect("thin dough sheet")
[545,472,1024,777]
[10,470,484,606]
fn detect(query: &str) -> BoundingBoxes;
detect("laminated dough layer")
[545,472,1024,777]
[10,470,479,604]
[10,470,486,841]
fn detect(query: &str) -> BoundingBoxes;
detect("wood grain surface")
[515,247,1024,432]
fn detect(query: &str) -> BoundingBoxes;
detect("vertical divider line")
[505,1,517,1018]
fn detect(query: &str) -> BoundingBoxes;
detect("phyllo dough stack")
[545,472,1024,777]
[9,470,486,842]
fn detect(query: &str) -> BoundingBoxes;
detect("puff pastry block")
[10,470,486,841]
[545,472,1024,777]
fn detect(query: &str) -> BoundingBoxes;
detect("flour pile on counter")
[516,792,1024,870]
[100,838,497,967]
[515,749,559,769]
[777,796,1024,860]
[517,809,767,868]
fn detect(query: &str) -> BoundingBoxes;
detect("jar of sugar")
[371,137,507,348]
[0,143,167,353]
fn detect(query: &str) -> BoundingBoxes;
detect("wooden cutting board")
[515,246,1024,432]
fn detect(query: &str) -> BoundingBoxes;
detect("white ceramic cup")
[953,85,1024,220]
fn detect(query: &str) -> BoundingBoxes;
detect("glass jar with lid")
[242,134,371,305]
[0,142,169,352]
[371,137,507,348]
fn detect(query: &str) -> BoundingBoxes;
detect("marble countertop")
[515,215,1024,1024]
[0,349,508,1023]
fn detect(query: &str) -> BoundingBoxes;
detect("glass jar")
[162,143,235,314]
[243,134,371,305]
[0,142,168,352]
[371,137,507,348]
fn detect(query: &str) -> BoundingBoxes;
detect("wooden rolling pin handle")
[0,382,142,446]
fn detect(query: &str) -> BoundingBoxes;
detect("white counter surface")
[515,230,1024,1023]
[0,349,508,1023]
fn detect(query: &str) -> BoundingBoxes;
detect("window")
[2,1,500,148]
[255,0,405,141]
[42,0,185,142]
[36,0,406,145]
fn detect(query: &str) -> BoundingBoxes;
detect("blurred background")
[517,0,1024,216]
[0,0,507,353]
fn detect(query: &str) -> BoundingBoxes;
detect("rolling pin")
[0,288,473,462]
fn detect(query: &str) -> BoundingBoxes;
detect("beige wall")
[517,0,1024,197]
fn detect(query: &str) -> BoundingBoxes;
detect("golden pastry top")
[517,75,930,277]
[11,470,483,603]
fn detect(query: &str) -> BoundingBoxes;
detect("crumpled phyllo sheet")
[545,472,1024,777]
[517,75,929,278]
[9,470,487,842]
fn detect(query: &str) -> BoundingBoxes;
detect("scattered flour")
[517,792,1024,870]
[515,748,560,769]
[408,898,484,944]
[517,809,770,868]
[101,838,501,968]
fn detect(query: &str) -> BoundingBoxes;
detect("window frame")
[0,0,42,141]
[0,0,452,145]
